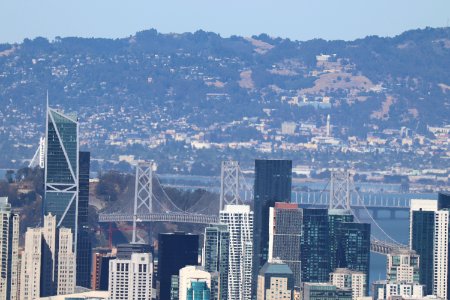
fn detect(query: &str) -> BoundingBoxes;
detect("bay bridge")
[98,161,411,255]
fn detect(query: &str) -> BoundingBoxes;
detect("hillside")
[0,27,449,172]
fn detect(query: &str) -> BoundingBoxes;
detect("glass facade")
[301,208,330,283]
[76,151,91,288]
[187,281,211,300]
[303,283,352,300]
[411,210,434,295]
[336,222,371,295]
[44,108,78,242]
[328,210,354,272]
[204,225,229,300]
[253,159,292,288]
[158,232,199,300]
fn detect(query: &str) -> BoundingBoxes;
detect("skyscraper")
[253,159,292,277]
[76,151,91,288]
[44,106,79,241]
[0,197,19,300]
[409,199,437,296]
[257,260,294,300]
[108,252,153,300]
[220,205,254,300]
[328,209,354,272]
[268,202,302,287]
[335,222,370,294]
[158,232,199,300]
[20,214,76,299]
[433,209,449,299]
[301,208,330,283]
[203,224,229,300]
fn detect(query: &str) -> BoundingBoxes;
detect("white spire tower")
[326,114,331,137]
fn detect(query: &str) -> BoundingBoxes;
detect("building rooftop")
[259,260,293,276]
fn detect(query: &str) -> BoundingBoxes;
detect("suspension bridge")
[98,161,409,255]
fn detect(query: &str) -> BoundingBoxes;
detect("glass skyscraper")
[253,159,292,289]
[45,106,92,287]
[301,208,330,283]
[76,151,91,288]
[328,210,354,272]
[336,222,371,294]
[204,224,229,300]
[409,199,437,296]
[44,107,79,252]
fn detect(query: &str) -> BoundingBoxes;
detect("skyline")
[1,0,449,43]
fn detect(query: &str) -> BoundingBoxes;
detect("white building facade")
[433,210,449,299]
[220,205,253,300]
[108,252,153,300]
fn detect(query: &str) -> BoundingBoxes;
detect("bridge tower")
[329,170,351,210]
[220,161,241,210]
[132,161,154,243]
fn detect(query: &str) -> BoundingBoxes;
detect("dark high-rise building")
[158,232,199,300]
[253,159,292,283]
[204,224,229,300]
[328,209,354,271]
[268,202,302,287]
[336,222,371,294]
[76,151,91,288]
[438,192,450,210]
[409,199,437,296]
[301,208,330,283]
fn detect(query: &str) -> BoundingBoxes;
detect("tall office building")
[301,208,330,283]
[108,252,153,300]
[409,199,437,296]
[158,232,199,300]
[268,202,302,287]
[0,197,19,300]
[386,249,420,284]
[330,268,366,300]
[76,151,91,288]
[257,260,294,300]
[328,209,354,272]
[179,266,211,300]
[220,205,254,300]
[44,106,79,244]
[335,222,370,294]
[20,214,76,299]
[253,159,292,281]
[433,209,449,299]
[203,224,229,300]
[56,228,76,295]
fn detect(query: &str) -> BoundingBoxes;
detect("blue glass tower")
[44,106,79,250]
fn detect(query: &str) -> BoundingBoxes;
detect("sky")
[1,0,449,43]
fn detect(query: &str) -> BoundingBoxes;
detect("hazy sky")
[1,0,449,43]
